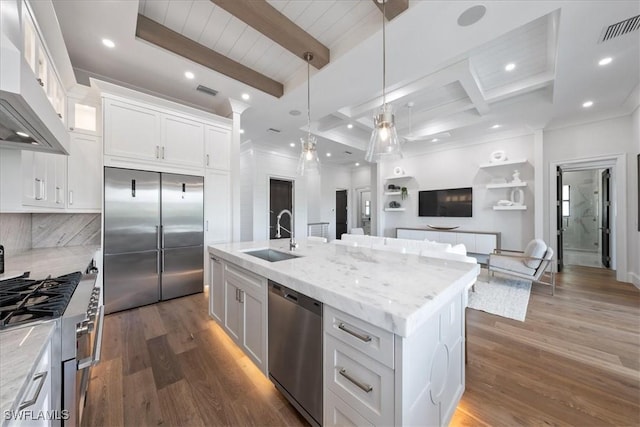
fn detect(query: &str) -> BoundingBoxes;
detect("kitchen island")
[208,239,479,426]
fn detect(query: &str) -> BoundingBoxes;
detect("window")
[562,184,570,217]
[364,200,371,217]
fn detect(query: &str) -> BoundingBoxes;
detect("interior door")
[335,190,348,239]
[269,179,293,239]
[600,169,611,268]
[556,166,564,272]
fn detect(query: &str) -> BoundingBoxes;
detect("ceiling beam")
[135,14,283,98]
[372,0,409,21]
[209,0,330,69]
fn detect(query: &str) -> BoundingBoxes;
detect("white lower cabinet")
[8,340,53,427]
[325,389,374,427]
[217,262,267,374]
[209,255,224,323]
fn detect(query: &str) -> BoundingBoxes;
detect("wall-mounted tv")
[418,187,472,217]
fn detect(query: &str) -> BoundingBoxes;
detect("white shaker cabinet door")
[208,256,224,323]
[161,114,204,168]
[204,170,231,245]
[67,133,102,210]
[103,99,160,161]
[204,125,231,170]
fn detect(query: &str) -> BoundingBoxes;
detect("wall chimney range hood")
[0,2,69,154]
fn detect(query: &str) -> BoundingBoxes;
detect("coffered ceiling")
[53,1,640,166]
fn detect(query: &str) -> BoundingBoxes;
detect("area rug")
[467,271,532,322]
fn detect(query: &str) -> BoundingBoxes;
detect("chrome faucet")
[276,209,297,250]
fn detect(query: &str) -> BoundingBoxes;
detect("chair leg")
[551,271,556,296]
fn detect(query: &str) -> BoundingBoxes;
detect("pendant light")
[365,0,402,163]
[297,52,320,176]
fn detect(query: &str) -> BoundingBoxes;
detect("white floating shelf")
[493,205,527,211]
[479,159,527,169]
[384,208,406,212]
[384,191,402,196]
[486,182,527,189]
[385,175,413,180]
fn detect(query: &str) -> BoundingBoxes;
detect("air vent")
[196,85,218,96]
[344,150,352,155]
[599,14,639,43]
[267,128,281,133]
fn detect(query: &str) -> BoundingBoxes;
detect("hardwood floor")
[84,265,639,426]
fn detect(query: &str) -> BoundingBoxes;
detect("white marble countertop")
[0,245,101,280]
[0,321,56,416]
[209,239,480,337]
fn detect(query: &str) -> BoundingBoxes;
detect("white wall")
[377,135,535,250]
[239,149,254,241]
[544,114,636,283]
[320,165,352,240]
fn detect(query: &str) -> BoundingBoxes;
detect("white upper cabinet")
[21,150,66,209]
[205,125,231,170]
[103,98,160,162]
[67,88,101,136]
[161,114,204,168]
[67,133,102,211]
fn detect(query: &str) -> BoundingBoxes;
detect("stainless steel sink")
[243,249,301,262]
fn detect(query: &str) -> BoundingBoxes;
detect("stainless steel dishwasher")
[268,280,323,427]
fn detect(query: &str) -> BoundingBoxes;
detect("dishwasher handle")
[268,280,321,316]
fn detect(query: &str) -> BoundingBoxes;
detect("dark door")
[335,190,348,239]
[270,179,293,239]
[601,169,611,268]
[556,166,564,272]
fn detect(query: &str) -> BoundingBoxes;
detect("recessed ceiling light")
[326,153,332,157]
[598,57,612,66]
[239,129,245,134]
[491,124,501,129]
[241,93,250,101]
[431,138,439,142]
[582,100,594,108]
[16,131,29,137]
[355,162,360,167]
[184,71,195,79]
[347,124,353,129]
[31,141,38,145]
[102,38,115,48]
[505,63,516,72]
[289,110,301,116]
[289,142,296,147]
[457,5,486,27]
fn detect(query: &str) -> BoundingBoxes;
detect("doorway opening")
[335,189,347,239]
[355,188,371,235]
[557,167,612,270]
[269,178,293,240]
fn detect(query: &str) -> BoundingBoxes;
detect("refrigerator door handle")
[161,250,165,273]
[156,225,160,249]
[157,251,160,274]
[160,225,164,248]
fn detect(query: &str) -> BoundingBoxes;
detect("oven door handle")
[77,305,105,370]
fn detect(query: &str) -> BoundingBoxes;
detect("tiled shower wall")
[0,213,101,255]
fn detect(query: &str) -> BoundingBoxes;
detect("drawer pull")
[18,371,47,410]
[339,368,372,393]
[338,322,372,343]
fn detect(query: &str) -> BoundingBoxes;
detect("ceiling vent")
[267,128,281,133]
[344,150,352,155]
[598,14,639,43]
[196,85,218,96]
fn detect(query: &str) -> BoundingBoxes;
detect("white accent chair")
[487,239,556,295]
[350,227,365,235]
[331,239,358,247]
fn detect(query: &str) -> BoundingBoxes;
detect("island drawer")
[324,306,394,369]
[324,389,374,427]
[325,335,394,426]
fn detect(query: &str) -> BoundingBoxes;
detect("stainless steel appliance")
[103,167,204,314]
[0,268,103,426]
[268,281,323,427]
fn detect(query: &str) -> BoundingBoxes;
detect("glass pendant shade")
[297,135,320,175]
[365,104,402,163]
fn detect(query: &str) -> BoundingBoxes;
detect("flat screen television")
[418,187,472,217]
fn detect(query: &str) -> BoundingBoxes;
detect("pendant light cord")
[303,52,313,141]
[382,0,386,107]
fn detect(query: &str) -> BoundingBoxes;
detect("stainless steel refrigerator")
[103,167,204,314]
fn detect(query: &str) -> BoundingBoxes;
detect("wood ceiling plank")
[209,0,330,69]
[136,14,283,98]
[371,0,409,21]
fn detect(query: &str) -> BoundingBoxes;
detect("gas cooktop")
[0,271,83,329]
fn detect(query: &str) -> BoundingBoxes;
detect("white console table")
[396,228,501,255]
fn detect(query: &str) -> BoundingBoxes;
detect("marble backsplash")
[0,213,101,254]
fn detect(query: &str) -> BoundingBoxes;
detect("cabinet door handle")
[206,220,209,231]
[338,368,372,393]
[161,146,165,159]
[239,290,244,304]
[55,186,62,204]
[36,78,44,87]
[338,322,372,343]
[156,145,160,159]
[34,178,43,200]
[18,371,48,410]
[69,190,73,205]
[235,288,239,301]
[206,154,210,166]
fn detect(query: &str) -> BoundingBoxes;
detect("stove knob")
[77,324,89,335]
